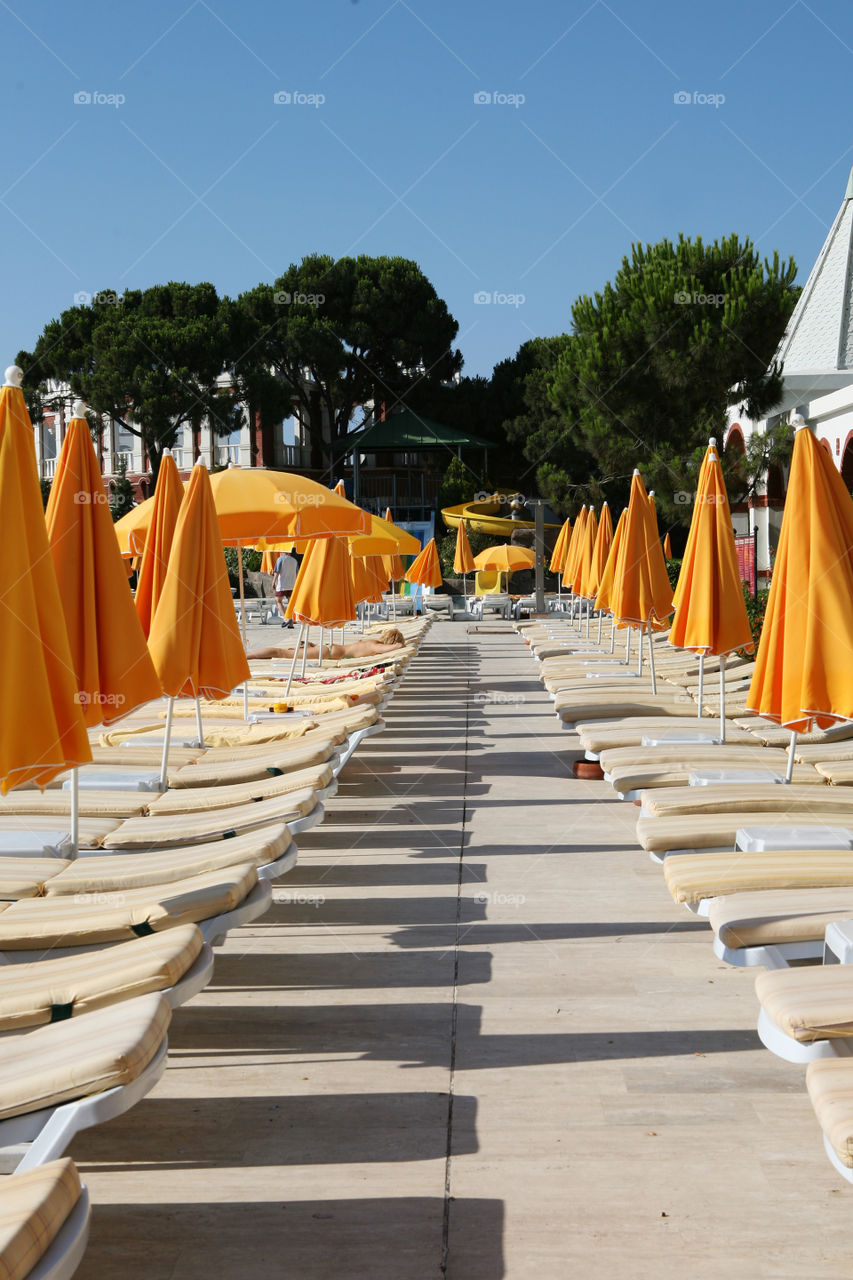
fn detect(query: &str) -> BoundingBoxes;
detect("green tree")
[19,283,286,485]
[109,455,135,522]
[238,255,462,468]
[544,235,799,524]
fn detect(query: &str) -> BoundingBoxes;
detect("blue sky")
[3,0,852,380]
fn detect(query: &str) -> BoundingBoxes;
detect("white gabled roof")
[773,170,853,411]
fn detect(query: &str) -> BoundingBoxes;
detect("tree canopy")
[526,234,799,521]
[238,254,462,467]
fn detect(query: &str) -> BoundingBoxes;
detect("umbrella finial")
[648,490,655,498]
[162,447,172,457]
[791,413,809,432]
[633,468,640,476]
[709,436,717,447]
[71,399,86,418]
[3,365,23,387]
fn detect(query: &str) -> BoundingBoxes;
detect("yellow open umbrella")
[0,370,91,794]
[406,537,443,588]
[474,544,535,574]
[610,471,674,687]
[45,413,162,727]
[746,418,853,776]
[669,439,753,738]
[134,449,184,637]
[209,468,369,541]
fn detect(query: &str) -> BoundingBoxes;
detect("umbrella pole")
[70,768,79,860]
[159,697,174,791]
[719,654,726,744]
[318,627,324,669]
[301,627,309,676]
[647,621,657,694]
[195,697,205,747]
[786,730,797,784]
[637,626,643,676]
[585,598,591,638]
[285,624,306,697]
[597,610,603,645]
[624,627,630,665]
[610,615,616,653]
[237,539,251,719]
[698,654,704,719]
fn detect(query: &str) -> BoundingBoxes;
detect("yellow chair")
[474,570,506,596]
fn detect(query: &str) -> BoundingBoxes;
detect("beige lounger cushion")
[0,818,118,850]
[642,783,834,818]
[170,694,353,717]
[708,887,853,949]
[44,825,290,894]
[756,966,853,1043]
[101,718,312,748]
[102,787,316,849]
[0,991,170,1120]
[0,865,258,948]
[146,762,332,814]
[599,745,777,772]
[807,1058,853,1167]
[578,718,758,752]
[557,697,695,724]
[796,744,853,764]
[0,791,149,818]
[168,739,335,787]
[664,850,853,904]
[637,812,853,854]
[0,924,202,1031]
[608,762,818,793]
[815,762,853,785]
[0,858,71,901]
[0,1157,82,1280]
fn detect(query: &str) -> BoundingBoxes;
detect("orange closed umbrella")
[134,449,184,637]
[148,464,251,700]
[406,538,443,588]
[287,537,357,629]
[610,471,674,687]
[746,418,853,776]
[454,520,475,601]
[585,502,613,599]
[0,371,91,793]
[573,507,598,596]
[45,414,162,727]
[594,508,626,616]
[664,532,673,559]
[669,439,753,738]
[333,479,347,497]
[562,506,587,590]
[351,552,386,605]
[550,518,571,573]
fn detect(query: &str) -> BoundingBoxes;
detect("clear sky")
[2,0,851,380]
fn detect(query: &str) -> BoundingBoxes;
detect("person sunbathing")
[246,626,407,662]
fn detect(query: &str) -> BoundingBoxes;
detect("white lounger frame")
[26,1181,91,1280]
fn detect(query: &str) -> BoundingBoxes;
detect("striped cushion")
[642,783,835,818]
[664,850,853,904]
[636,813,853,854]
[0,859,70,902]
[0,818,118,849]
[146,762,332,814]
[0,1158,82,1280]
[168,739,334,787]
[0,792,148,818]
[578,718,758,752]
[102,788,316,849]
[100,718,312,748]
[0,992,170,1120]
[756,966,853,1043]
[0,924,202,1030]
[807,1057,853,1167]
[45,826,290,894]
[0,865,258,948]
[708,887,853,949]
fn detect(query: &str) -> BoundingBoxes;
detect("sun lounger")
[577,717,759,756]
[640,782,836,820]
[0,863,268,951]
[145,761,335,813]
[637,812,853,859]
[556,690,696,727]
[664,849,853,912]
[0,819,120,855]
[0,1157,90,1279]
[0,992,171,1173]
[0,859,71,902]
[754,965,853,1064]
[0,924,211,1030]
[605,755,818,796]
[804,1056,853,1181]
[708,886,853,967]
[101,786,320,849]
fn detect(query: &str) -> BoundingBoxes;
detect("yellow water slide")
[441,496,559,536]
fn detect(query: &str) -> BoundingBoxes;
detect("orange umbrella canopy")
[134,450,184,637]
[663,531,673,559]
[0,374,91,791]
[594,508,626,615]
[333,480,346,497]
[572,507,598,595]
[746,421,853,731]
[148,465,251,699]
[454,520,475,575]
[474,543,535,574]
[582,502,613,600]
[208,467,369,541]
[610,472,674,631]
[562,506,588,588]
[286,536,357,627]
[351,552,387,604]
[45,415,161,727]
[669,440,752,657]
[406,537,443,588]
[549,518,571,573]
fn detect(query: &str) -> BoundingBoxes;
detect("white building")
[725,170,853,578]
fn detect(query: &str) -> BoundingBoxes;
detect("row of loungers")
[518,613,853,1187]
[0,617,431,1280]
